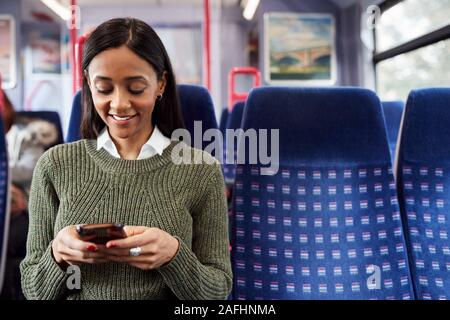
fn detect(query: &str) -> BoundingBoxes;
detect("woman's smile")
[108,113,138,125]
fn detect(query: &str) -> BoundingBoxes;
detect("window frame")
[373,0,450,86]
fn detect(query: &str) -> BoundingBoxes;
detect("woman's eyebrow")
[93,76,148,82]
[125,76,148,82]
[94,76,112,81]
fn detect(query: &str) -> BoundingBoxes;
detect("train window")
[374,0,450,100]
[376,38,450,100]
[376,0,450,52]
[155,26,202,85]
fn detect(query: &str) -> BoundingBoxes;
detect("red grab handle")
[75,32,90,91]
[228,67,261,112]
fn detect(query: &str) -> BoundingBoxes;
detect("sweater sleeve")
[158,163,233,300]
[20,152,69,300]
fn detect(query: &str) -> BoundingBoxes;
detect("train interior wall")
[0,0,379,137]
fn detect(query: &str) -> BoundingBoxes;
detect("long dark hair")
[81,17,184,139]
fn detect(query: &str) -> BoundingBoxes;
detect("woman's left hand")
[103,226,180,270]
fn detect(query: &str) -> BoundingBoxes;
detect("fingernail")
[87,245,97,252]
[108,243,116,248]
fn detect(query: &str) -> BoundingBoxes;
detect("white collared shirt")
[97,125,171,160]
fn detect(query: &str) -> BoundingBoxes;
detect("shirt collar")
[144,125,167,156]
[97,127,121,158]
[97,127,112,151]
[96,125,170,159]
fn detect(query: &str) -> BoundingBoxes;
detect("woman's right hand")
[51,226,108,267]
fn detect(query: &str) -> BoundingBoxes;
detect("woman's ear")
[84,70,91,87]
[159,71,168,95]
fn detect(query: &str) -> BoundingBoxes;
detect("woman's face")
[86,45,166,143]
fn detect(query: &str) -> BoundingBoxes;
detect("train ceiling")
[22,0,383,24]
[28,0,380,9]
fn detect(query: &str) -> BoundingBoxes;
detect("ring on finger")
[129,247,142,257]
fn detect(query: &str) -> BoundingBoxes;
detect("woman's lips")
[108,114,137,125]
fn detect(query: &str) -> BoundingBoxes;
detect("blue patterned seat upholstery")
[231,87,414,300]
[0,118,10,292]
[224,102,245,185]
[396,88,450,300]
[382,101,404,160]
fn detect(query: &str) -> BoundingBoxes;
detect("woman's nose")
[109,89,131,111]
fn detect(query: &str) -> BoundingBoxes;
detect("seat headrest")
[242,87,390,166]
[226,102,245,130]
[219,108,229,135]
[177,85,218,151]
[17,111,64,145]
[382,101,404,156]
[399,88,450,162]
[66,90,82,142]
[177,84,218,131]
[382,101,404,122]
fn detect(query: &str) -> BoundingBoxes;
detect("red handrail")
[69,0,78,94]
[228,67,261,112]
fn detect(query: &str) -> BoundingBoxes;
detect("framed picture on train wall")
[0,15,17,89]
[264,13,337,85]
[25,25,62,76]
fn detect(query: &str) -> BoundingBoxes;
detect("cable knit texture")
[20,139,232,300]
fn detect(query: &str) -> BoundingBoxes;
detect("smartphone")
[76,223,126,244]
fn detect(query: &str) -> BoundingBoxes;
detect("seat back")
[231,87,414,300]
[66,90,82,142]
[17,111,64,146]
[223,102,244,184]
[177,84,219,152]
[396,88,450,300]
[67,86,219,153]
[219,108,229,136]
[382,101,404,161]
[0,118,10,292]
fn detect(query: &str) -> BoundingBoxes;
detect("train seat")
[177,84,219,152]
[396,88,450,300]
[224,102,245,185]
[0,118,10,293]
[17,111,64,147]
[382,101,404,161]
[219,108,229,136]
[231,87,414,300]
[66,91,82,143]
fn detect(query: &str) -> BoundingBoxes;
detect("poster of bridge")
[264,13,336,85]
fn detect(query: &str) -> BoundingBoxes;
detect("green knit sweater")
[20,139,232,300]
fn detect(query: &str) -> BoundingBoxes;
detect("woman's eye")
[129,88,145,95]
[96,88,113,95]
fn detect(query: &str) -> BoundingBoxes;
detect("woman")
[20,18,232,300]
